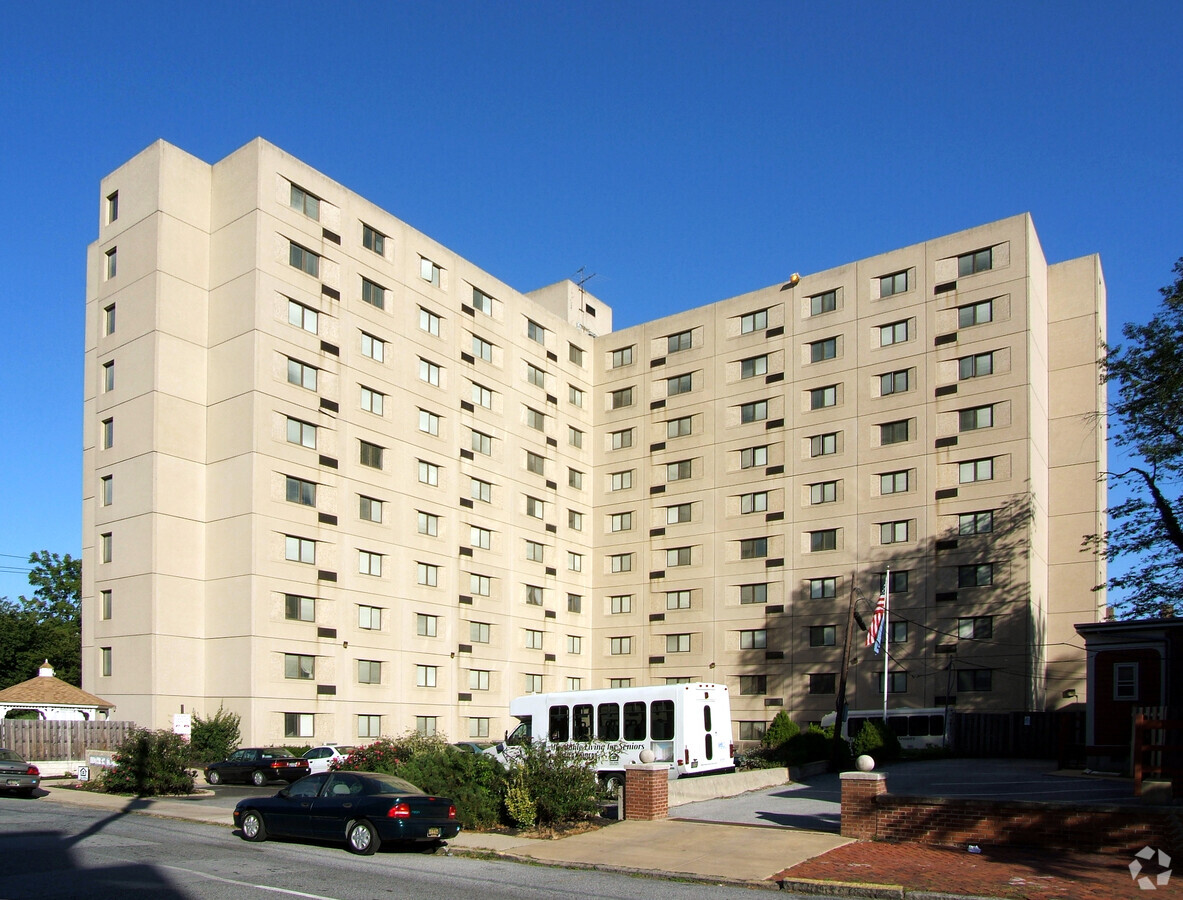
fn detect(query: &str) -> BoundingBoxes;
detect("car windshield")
[359,774,423,795]
[261,749,295,759]
[0,750,23,762]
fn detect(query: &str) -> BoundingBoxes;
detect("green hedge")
[103,728,195,796]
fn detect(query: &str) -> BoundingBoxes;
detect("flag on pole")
[865,593,887,654]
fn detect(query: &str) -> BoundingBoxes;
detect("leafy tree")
[0,551,81,688]
[189,706,242,764]
[1090,258,1183,617]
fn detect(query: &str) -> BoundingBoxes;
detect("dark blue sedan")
[232,770,459,854]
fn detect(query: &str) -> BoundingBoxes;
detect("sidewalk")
[34,780,1138,898]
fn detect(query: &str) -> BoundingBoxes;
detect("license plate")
[427,827,440,837]
[6,780,21,786]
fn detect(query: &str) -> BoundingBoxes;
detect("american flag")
[865,593,887,654]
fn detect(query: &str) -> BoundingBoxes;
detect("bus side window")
[508,721,531,745]
[704,705,712,732]
[652,700,675,741]
[573,704,594,741]
[597,703,620,741]
[549,705,570,742]
[623,701,646,741]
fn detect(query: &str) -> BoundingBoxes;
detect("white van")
[487,682,735,790]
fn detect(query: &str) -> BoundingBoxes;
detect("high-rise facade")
[83,139,1106,745]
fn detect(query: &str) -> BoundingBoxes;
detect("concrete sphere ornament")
[856,754,875,772]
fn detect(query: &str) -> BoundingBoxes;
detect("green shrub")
[761,711,799,751]
[396,746,505,829]
[783,724,833,766]
[102,728,195,796]
[515,741,600,825]
[189,706,241,765]
[851,718,901,765]
[504,768,536,827]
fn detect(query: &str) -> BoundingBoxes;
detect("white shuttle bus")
[487,682,735,789]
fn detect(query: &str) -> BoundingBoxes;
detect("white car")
[302,745,353,774]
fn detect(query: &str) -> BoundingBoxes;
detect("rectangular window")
[471,429,493,456]
[569,426,585,448]
[417,460,439,485]
[416,716,439,736]
[470,573,491,596]
[958,563,994,587]
[526,319,545,344]
[100,474,113,506]
[567,467,583,488]
[890,621,908,643]
[415,561,438,586]
[420,257,441,286]
[525,406,546,431]
[739,629,767,650]
[470,621,491,643]
[612,346,635,367]
[525,584,544,606]
[741,583,768,604]
[880,270,908,297]
[610,470,634,491]
[362,224,385,255]
[809,433,838,458]
[959,458,994,483]
[100,532,112,563]
[524,674,543,694]
[567,593,582,613]
[358,550,383,577]
[666,546,692,567]
[958,247,993,276]
[525,495,544,519]
[1114,662,1138,701]
[419,308,441,336]
[809,577,836,600]
[285,594,314,622]
[568,552,583,572]
[285,476,316,507]
[568,509,583,530]
[960,405,994,431]
[880,470,909,494]
[416,510,437,535]
[611,428,634,449]
[959,352,994,380]
[810,386,837,409]
[416,614,438,637]
[959,299,994,328]
[610,553,634,573]
[741,355,768,379]
[358,660,382,684]
[102,360,115,392]
[286,358,317,391]
[106,191,119,223]
[667,330,692,353]
[359,715,381,739]
[288,242,319,277]
[100,647,112,676]
[103,304,116,336]
[741,445,769,469]
[285,654,315,680]
[667,416,693,438]
[416,665,438,688]
[361,277,385,310]
[880,520,910,544]
[527,363,546,388]
[466,384,493,411]
[610,637,632,655]
[956,669,993,692]
[290,184,320,220]
[809,674,836,694]
[959,510,994,535]
[566,678,583,692]
[740,537,768,559]
[741,400,768,423]
[809,481,837,504]
[525,628,544,649]
[288,298,318,333]
[958,616,994,640]
[469,669,490,691]
[810,625,837,647]
[100,589,112,620]
[667,459,692,481]
[360,386,384,416]
[666,633,691,653]
[666,503,692,524]
[810,290,837,316]
[880,570,910,594]
[738,721,766,741]
[877,671,908,694]
[284,535,315,564]
[879,320,909,346]
[666,589,691,610]
[358,605,382,631]
[568,385,584,407]
[740,309,768,333]
[470,477,492,503]
[472,334,493,362]
[810,529,837,552]
[359,440,383,469]
[880,420,910,445]
[102,418,114,449]
[419,358,441,386]
[667,373,693,395]
[472,287,492,314]
[810,337,837,362]
[471,526,492,550]
[361,332,384,362]
[880,370,909,395]
[105,247,117,279]
[285,713,313,738]
[569,343,584,365]
[610,387,633,409]
[610,594,633,614]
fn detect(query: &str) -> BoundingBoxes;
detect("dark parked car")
[0,749,40,797]
[206,748,310,786]
[232,770,459,854]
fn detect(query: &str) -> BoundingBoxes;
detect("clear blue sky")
[0,1,1178,602]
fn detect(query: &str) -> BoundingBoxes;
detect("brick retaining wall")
[624,765,668,820]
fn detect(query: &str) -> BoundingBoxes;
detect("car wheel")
[250,770,267,787]
[603,774,623,797]
[240,810,267,842]
[346,819,380,855]
[206,770,221,786]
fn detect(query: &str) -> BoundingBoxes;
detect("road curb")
[775,879,1011,900]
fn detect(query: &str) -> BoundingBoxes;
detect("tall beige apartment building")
[83,139,1106,746]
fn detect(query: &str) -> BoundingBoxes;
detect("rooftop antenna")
[575,266,597,312]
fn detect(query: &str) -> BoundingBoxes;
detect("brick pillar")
[623,764,669,820]
[840,771,887,839]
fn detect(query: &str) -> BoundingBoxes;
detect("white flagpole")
[882,568,891,722]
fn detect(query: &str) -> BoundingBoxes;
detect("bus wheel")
[602,774,623,797]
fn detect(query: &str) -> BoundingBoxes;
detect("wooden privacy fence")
[1133,715,1183,796]
[0,720,135,760]
[951,710,1084,759]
